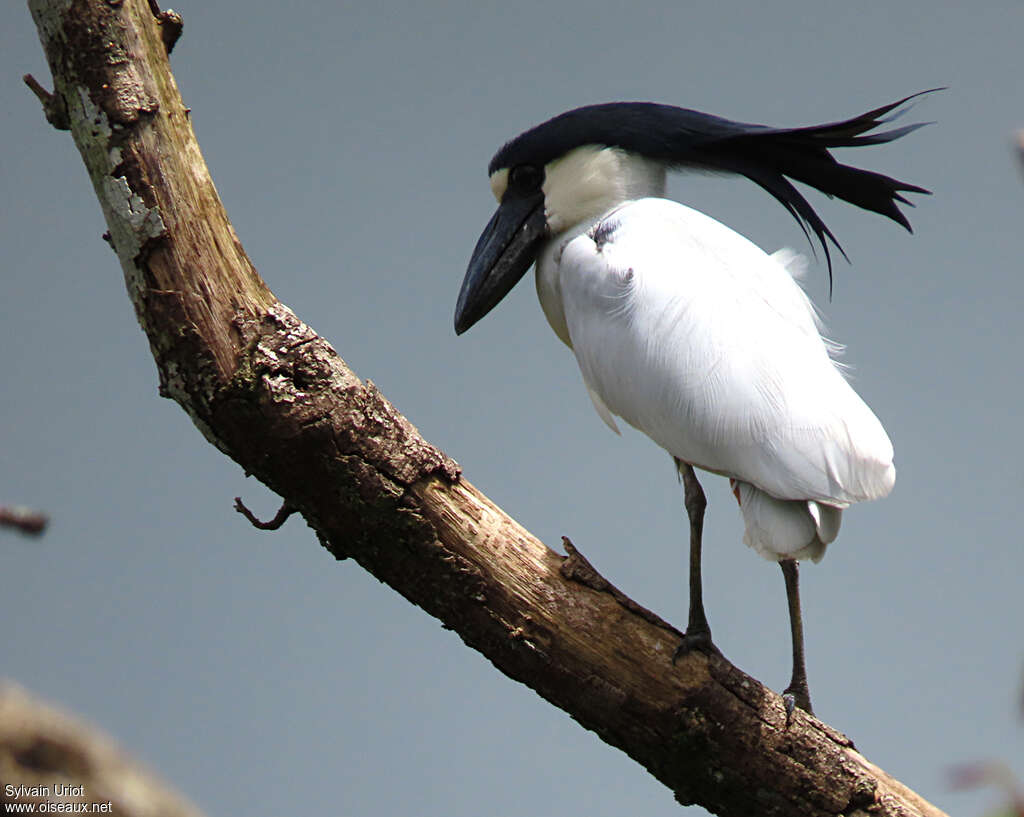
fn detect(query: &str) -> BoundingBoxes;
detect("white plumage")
[537,193,894,563]
[455,95,930,713]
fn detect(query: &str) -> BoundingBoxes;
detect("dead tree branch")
[24,1,949,815]
[0,682,207,816]
[233,496,296,530]
[0,505,49,535]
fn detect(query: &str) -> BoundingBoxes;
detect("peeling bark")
[22,1,950,815]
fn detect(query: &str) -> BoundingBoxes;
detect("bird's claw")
[781,684,813,720]
[783,692,797,723]
[671,629,721,664]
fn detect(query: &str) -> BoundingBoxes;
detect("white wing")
[551,198,894,506]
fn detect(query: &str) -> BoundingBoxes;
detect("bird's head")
[454,127,667,336]
[454,94,934,335]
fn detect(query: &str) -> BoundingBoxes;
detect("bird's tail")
[729,479,842,563]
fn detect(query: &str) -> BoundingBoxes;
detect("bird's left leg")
[780,559,814,716]
[672,460,720,661]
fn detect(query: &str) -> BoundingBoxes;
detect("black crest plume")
[490,90,938,290]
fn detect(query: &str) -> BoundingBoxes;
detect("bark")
[22,2,950,815]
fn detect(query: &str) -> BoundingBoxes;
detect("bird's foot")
[782,683,813,720]
[671,628,722,664]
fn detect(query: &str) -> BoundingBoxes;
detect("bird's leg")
[780,559,814,716]
[672,460,719,661]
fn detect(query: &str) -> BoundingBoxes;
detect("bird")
[454,92,932,715]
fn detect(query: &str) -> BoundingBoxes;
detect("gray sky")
[3,1,1022,815]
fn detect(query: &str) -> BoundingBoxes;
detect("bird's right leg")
[780,559,814,716]
[672,460,720,661]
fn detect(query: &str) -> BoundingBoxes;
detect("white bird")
[454,93,931,714]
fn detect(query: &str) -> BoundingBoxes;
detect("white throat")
[542,146,667,236]
[532,147,667,350]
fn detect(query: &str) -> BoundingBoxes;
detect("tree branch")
[24,1,949,815]
[233,496,297,530]
[0,682,207,816]
[0,505,49,535]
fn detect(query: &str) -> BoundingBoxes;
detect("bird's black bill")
[454,193,547,335]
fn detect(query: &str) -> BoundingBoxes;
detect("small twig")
[23,74,53,105]
[0,506,49,536]
[145,0,183,53]
[156,9,183,54]
[234,497,296,530]
[23,74,69,130]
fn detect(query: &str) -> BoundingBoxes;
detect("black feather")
[489,89,938,288]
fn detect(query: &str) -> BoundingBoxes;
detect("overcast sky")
[3,1,1022,815]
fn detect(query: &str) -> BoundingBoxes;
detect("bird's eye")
[509,164,543,193]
